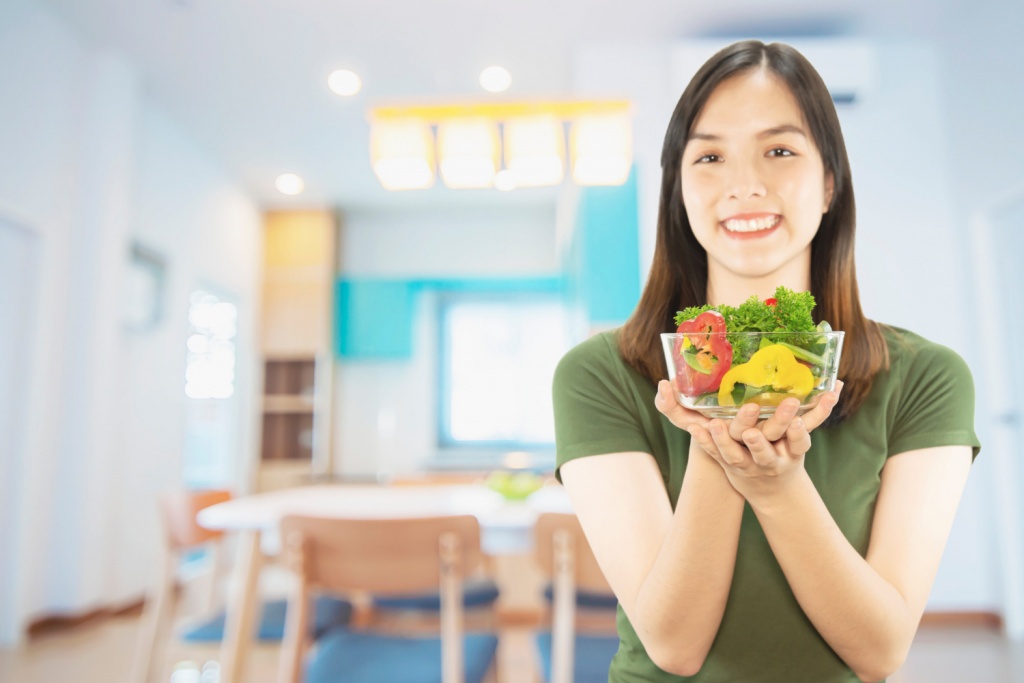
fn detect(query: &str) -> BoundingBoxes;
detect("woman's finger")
[800,380,844,432]
[785,418,813,457]
[686,424,723,462]
[759,398,801,442]
[655,380,710,431]
[741,428,777,468]
[728,402,761,441]
[709,419,748,467]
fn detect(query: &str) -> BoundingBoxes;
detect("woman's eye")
[695,154,720,164]
[767,148,794,157]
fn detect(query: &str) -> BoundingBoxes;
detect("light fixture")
[370,118,435,190]
[367,101,631,191]
[570,113,633,185]
[503,115,565,187]
[275,173,305,195]
[437,118,500,188]
[479,66,511,93]
[328,69,362,96]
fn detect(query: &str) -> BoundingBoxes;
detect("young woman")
[553,40,980,682]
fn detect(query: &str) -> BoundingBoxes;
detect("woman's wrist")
[744,467,814,516]
[688,438,745,501]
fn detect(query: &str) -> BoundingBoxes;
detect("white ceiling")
[37,0,957,210]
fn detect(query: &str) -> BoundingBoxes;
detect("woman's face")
[680,69,834,283]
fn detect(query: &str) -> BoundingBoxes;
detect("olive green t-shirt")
[552,325,981,683]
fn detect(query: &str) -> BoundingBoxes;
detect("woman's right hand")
[654,380,711,432]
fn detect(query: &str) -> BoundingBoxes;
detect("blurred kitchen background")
[1,0,1023,681]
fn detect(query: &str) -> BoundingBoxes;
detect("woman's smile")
[720,213,782,239]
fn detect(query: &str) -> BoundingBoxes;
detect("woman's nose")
[726,163,768,200]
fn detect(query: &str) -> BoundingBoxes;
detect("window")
[185,291,238,399]
[183,289,239,488]
[439,294,573,447]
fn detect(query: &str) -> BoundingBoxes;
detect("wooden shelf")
[263,394,315,414]
[256,210,339,489]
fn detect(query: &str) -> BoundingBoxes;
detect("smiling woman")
[553,40,980,683]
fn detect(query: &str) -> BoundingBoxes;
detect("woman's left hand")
[687,383,843,504]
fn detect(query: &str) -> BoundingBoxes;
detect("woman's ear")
[823,172,835,213]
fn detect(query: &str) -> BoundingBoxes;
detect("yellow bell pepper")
[717,344,815,406]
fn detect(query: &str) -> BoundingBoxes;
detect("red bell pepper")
[673,310,733,396]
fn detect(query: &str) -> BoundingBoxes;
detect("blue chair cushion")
[181,595,352,642]
[306,628,499,683]
[542,583,618,609]
[372,578,500,611]
[535,631,620,683]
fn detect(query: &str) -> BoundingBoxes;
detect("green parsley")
[673,287,822,364]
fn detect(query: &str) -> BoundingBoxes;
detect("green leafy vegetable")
[674,287,823,364]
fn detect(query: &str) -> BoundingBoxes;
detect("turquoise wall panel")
[335,279,415,359]
[576,166,641,324]
[336,277,564,360]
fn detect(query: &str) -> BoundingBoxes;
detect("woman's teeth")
[722,216,781,233]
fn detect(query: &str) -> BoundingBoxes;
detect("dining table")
[196,482,572,683]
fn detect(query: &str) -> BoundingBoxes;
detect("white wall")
[0,0,262,645]
[570,38,1000,613]
[930,0,1024,630]
[334,206,558,479]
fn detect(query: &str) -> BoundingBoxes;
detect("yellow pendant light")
[370,118,435,190]
[437,118,500,189]
[503,115,565,187]
[570,113,632,185]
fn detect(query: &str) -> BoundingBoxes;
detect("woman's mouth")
[720,214,781,239]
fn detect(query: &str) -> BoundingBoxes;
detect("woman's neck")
[705,259,812,308]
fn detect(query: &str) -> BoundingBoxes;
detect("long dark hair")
[619,40,889,422]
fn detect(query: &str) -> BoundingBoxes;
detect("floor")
[2,613,1024,683]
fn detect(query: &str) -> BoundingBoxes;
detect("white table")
[196,483,571,683]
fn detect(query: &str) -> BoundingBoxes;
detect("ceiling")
[37,0,958,210]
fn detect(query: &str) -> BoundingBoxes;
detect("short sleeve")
[552,334,653,481]
[888,342,981,461]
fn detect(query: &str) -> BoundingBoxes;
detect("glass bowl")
[660,330,845,419]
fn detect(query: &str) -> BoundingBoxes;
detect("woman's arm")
[560,381,842,676]
[748,445,972,682]
[560,440,744,676]
[698,396,973,682]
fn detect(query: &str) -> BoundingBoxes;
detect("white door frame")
[969,183,1024,640]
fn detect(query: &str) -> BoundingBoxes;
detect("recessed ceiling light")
[275,173,305,195]
[328,69,362,97]
[479,66,511,93]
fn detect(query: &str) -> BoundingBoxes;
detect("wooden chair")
[276,515,499,683]
[533,512,620,683]
[129,489,233,683]
[129,490,352,683]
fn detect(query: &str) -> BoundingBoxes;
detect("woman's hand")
[679,382,844,504]
[655,380,712,432]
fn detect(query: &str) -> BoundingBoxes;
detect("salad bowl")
[661,329,845,420]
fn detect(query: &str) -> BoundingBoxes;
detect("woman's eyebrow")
[687,124,808,142]
[758,124,807,139]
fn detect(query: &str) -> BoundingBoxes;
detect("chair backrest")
[160,489,232,550]
[533,512,612,593]
[279,515,483,595]
[277,515,483,683]
[533,512,616,683]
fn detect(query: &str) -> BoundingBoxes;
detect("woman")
[553,40,980,682]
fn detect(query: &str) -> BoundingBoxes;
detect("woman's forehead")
[689,70,807,140]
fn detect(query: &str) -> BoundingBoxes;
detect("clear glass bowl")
[660,330,845,419]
